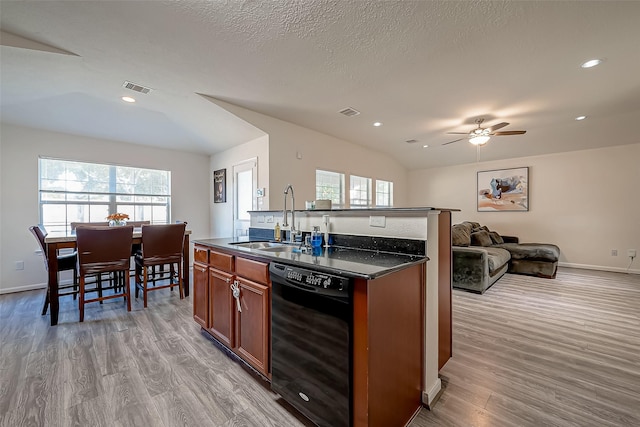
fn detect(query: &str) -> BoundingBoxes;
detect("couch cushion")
[484,247,511,274]
[489,231,504,244]
[471,230,493,247]
[452,224,471,246]
[495,243,560,262]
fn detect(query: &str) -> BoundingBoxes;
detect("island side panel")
[352,278,369,427]
[438,210,453,369]
[365,263,425,427]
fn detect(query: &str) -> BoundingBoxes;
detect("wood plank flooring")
[1,267,638,426]
[413,267,640,427]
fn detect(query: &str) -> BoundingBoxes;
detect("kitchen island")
[193,236,427,427]
[192,206,456,426]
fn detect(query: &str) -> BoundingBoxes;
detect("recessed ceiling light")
[121,96,136,103]
[581,59,602,69]
[422,145,429,148]
[575,115,587,121]
[373,122,382,127]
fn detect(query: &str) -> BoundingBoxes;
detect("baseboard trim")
[1,266,195,296]
[422,378,442,409]
[0,282,47,295]
[558,262,639,275]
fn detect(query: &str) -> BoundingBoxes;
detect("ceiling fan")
[443,118,526,146]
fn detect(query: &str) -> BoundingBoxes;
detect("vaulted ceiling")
[1,1,639,170]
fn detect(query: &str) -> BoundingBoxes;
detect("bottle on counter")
[274,222,281,242]
[311,226,322,248]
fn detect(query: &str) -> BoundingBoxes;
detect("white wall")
[206,98,408,211]
[408,143,640,273]
[0,124,211,293]
[210,135,270,238]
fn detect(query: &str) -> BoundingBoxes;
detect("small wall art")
[214,168,226,203]
[477,167,529,212]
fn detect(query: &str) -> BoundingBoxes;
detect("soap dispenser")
[274,222,281,242]
[311,226,322,248]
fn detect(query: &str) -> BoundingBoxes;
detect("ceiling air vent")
[123,81,152,94]
[338,107,360,117]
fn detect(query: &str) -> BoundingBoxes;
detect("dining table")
[44,227,191,326]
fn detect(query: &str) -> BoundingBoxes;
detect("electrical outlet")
[611,249,618,256]
[369,215,386,228]
[628,249,637,258]
[15,261,24,270]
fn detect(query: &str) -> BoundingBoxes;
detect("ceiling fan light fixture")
[469,135,490,145]
[581,59,602,69]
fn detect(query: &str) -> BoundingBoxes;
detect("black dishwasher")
[269,262,352,427]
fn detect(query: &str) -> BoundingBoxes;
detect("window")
[376,179,394,207]
[349,175,372,208]
[316,169,345,208]
[39,158,171,233]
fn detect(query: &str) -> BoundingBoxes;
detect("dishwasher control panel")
[285,267,344,290]
[270,263,351,296]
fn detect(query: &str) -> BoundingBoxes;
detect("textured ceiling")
[1,1,639,170]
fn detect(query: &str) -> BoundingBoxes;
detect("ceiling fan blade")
[446,132,470,135]
[486,122,509,132]
[442,138,464,145]
[492,130,526,136]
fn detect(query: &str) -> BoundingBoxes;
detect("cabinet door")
[209,268,235,348]
[193,262,209,328]
[235,277,270,376]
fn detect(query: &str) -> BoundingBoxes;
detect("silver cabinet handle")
[230,281,242,312]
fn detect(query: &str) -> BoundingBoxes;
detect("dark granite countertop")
[193,237,427,280]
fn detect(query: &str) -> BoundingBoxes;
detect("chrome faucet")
[283,184,298,243]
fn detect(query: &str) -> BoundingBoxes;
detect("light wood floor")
[1,267,638,426]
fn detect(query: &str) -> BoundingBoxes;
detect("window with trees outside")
[349,175,372,208]
[39,158,171,233]
[376,179,393,207]
[316,169,345,208]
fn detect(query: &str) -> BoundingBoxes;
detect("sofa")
[452,221,560,293]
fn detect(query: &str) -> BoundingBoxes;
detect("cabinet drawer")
[194,246,209,264]
[210,250,234,273]
[236,257,269,285]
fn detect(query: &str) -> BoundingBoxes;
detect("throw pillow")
[470,230,493,247]
[489,231,504,244]
[452,224,471,247]
[463,221,481,230]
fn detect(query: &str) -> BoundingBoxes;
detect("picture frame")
[214,168,226,203]
[477,167,529,212]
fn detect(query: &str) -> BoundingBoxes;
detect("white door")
[233,159,257,238]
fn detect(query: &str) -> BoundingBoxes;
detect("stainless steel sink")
[229,241,290,250]
[257,245,301,254]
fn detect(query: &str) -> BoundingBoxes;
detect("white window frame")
[375,179,394,207]
[349,174,372,208]
[316,169,345,208]
[39,157,171,233]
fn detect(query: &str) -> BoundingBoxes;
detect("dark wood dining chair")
[29,225,78,316]
[76,226,133,322]
[134,223,186,308]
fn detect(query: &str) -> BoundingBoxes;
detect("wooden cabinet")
[192,244,271,377]
[209,268,235,348]
[193,262,209,328]
[235,276,270,375]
